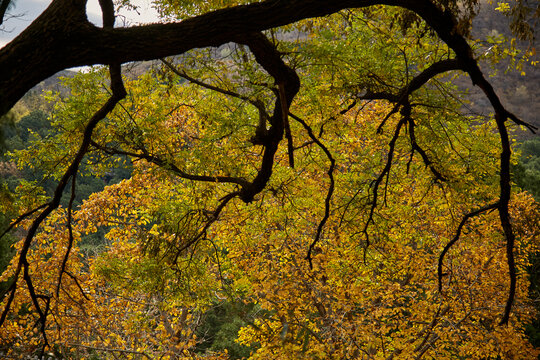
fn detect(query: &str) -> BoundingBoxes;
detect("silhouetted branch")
[437,202,499,291]
[363,108,408,254]
[289,113,335,269]
[406,110,446,181]
[0,62,127,346]
[90,141,251,188]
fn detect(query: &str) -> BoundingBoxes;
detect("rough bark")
[0,0,472,117]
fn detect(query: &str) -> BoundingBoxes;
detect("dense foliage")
[0,0,539,359]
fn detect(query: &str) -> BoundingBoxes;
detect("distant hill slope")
[461,3,539,139]
[16,69,76,114]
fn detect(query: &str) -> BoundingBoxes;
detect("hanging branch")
[406,115,446,181]
[0,1,127,348]
[437,202,500,291]
[55,175,77,298]
[362,108,408,254]
[357,59,462,242]
[233,32,300,203]
[0,63,126,346]
[408,0,535,324]
[289,113,335,269]
[355,24,531,321]
[170,191,240,264]
[278,82,295,168]
[0,203,49,240]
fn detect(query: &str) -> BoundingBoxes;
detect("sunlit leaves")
[1,3,538,359]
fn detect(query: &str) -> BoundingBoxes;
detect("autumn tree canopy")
[0,0,539,358]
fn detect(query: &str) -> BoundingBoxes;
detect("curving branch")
[362,107,409,254]
[403,1,534,324]
[2,0,536,132]
[90,141,251,188]
[49,0,120,318]
[359,58,465,103]
[0,15,127,347]
[360,59,461,182]
[357,36,527,323]
[437,202,500,291]
[159,58,274,145]
[92,32,300,264]
[406,111,446,181]
[160,58,270,118]
[232,32,300,203]
[289,113,336,269]
[55,176,77,299]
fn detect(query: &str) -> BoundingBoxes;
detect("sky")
[0,0,160,48]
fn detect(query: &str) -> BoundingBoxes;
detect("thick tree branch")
[0,0,516,120]
[233,32,300,203]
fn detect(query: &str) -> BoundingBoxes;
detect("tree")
[0,0,539,358]
[2,76,538,357]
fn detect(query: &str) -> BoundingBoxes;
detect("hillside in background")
[16,69,76,114]
[463,3,539,139]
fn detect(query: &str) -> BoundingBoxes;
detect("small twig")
[172,192,239,263]
[64,271,90,301]
[90,141,250,188]
[406,108,446,181]
[65,343,152,359]
[160,57,271,118]
[0,203,50,241]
